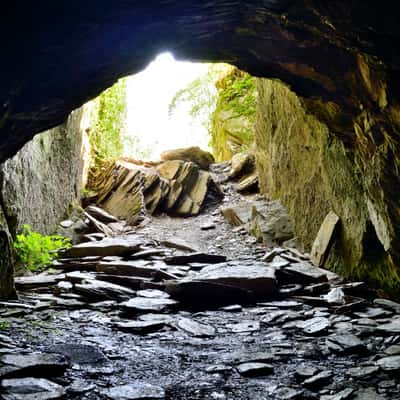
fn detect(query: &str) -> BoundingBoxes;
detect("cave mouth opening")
[92,51,237,164]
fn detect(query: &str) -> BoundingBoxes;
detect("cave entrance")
[88,52,247,164]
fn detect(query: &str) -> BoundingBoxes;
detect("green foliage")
[0,320,10,330]
[168,64,222,133]
[13,225,71,272]
[217,73,257,117]
[122,133,152,160]
[210,69,257,161]
[90,78,127,165]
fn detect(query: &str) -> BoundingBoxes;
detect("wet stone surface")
[2,162,400,399]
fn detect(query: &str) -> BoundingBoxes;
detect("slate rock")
[1,377,66,400]
[320,388,355,400]
[373,298,400,314]
[136,289,170,299]
[303,370,333,390]
[181,262,277,297]
[236,362,273,377]
[127,249,166,260]
[85,205,119,223]
[205,364,232,373]
[301,317,330,335]
[177,317,216,337]
[63,238,142,258]
[274,387,304,400]
[44,344,107,365]
[122,297,178,313]
[164,253,226,265]
[226,320,260,333]
[161,239,198,252]
[0,353,68,379]
[166,280,252,308]
[310,211,340,267]
[326,334,367,354]
[14,274,66,289]
[96,261,171,280]
[101,381,165,399]
[235,171,258,193]
[384,344,400,355]
[200,222,216,230]
[220,304,243,312]
[114,320,165,334]
[295,366,320,380]
[376,355,400,372]
[376,319,400,334]
[346,366,380,379]
[351,388,385,400]
[278,262,328,285]
[74,280,136,301]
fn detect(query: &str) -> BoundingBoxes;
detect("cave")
[1,2,400,398]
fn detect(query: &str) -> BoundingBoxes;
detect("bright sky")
[125,52,212,160]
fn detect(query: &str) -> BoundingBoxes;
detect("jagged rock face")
[0,107,90,236]
[211,68,256,161]
[255,79,400,296]
[92,160,221,221]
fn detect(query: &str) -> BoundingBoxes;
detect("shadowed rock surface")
[0,1,400,297]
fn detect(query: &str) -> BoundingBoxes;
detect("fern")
[13,224,71,272]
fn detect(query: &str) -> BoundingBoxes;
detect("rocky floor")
[2,164,400,400]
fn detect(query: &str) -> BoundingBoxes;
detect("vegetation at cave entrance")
[168,65,257,161]
[210,68,257,161]
[89,78,128,166]
[13,224,71,272]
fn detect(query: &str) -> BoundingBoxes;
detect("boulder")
[160,146,214,170]
[168,262,277,306]
[229,152,255,179]
[221,199,293,245]
[157,160,220,216]
[94,161,147,225]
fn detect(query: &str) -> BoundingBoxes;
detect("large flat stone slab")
[310,211,340,267]
[122,297,178,313]
[184,262,277,297]
[74,280,136,301]
[0,353,68,379]
[63,237,143,258]
[277,262,328,285]
[164,253,227,265]
[166,280,252,308]
[101,381,165,399]
[1,377,66,400]
[177,318,216,337]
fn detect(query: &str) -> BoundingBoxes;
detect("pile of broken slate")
[2,217,400,399]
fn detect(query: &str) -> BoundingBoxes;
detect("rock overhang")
[1,1,400,161]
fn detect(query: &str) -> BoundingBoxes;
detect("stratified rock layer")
[92,159,221,222]
[255,79,400,296]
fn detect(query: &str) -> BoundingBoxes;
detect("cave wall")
[211,67,257,161]
[0,105,91,297]
[255,78,399,296]
[0,106,91,236]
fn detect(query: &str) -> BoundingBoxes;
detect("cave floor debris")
[2,163,400,400]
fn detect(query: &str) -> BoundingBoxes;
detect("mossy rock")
[160,146,215,170]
